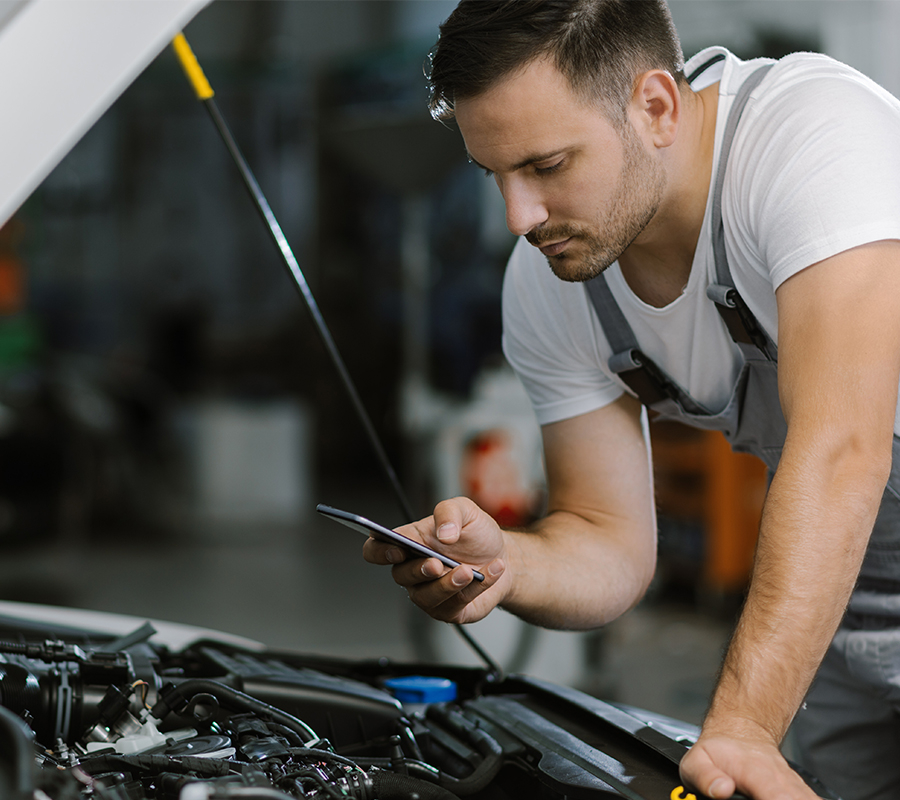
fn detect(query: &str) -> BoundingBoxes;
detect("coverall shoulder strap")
[706,63,777,359]
[583,61,775,408]
[584,273,707,413]
[710,63,773,287]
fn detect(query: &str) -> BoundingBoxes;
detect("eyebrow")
[466,150,563,173]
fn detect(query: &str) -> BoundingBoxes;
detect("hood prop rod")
[171,33,501,683]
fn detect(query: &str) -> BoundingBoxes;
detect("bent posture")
[364,3,900,798]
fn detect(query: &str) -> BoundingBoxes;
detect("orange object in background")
[457,420,767,591]
[703,428,768,592]
[651,422,768,595]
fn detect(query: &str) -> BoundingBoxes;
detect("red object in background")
[0,218,26,315]
[460,428,537,528]
[0,256,26,315]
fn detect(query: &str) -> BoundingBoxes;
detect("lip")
[537,238,571,257]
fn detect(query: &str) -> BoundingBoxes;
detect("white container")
[186,399,313,524]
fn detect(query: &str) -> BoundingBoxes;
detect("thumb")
[436,521,460,544]
[681,745,735,800]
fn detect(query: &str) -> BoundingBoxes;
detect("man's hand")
[364,397,657,630]
[362,496,511,624]
[681,730,818,799]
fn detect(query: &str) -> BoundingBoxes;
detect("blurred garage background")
[0,0,897,730]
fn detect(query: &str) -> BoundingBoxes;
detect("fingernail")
[385,548,402,564]
[437,523,456,542]
[451,570,470,587]
[488,559,504,577]
[709,778,729,798]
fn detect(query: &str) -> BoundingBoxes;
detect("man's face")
[455,58,666,282]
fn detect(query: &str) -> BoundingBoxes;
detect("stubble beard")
[527,124,667,283]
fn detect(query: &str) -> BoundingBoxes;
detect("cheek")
[550,175,606,221]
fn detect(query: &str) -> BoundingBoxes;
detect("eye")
[535,159,564,176]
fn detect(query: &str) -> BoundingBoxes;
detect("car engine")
[0,613,835,800]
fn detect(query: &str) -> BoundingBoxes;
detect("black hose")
[426,706,504,796]
[354,706,504,797]
[372,770,461,800]
[289,748,364,769]
[78,753,232,778]
[352,757,441,782]
[268,721,307,747]
[150,679,316,742]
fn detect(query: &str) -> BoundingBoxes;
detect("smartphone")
[316,503,485,583]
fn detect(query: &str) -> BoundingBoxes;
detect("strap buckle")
[609,349,680,406]
[706,284,774,358]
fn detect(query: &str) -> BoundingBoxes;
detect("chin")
[546,253,613,283]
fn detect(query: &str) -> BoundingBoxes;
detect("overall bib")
[585,62,900,800]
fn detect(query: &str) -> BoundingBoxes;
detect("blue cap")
[384,676,458,704]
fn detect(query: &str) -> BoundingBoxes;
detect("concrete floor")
[0,481,733,729]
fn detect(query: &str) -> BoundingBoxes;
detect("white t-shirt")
[502,47,900,432]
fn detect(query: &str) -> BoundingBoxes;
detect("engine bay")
[0,611,837,800]
[0,609,709,800]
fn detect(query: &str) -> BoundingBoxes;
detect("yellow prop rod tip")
[671,787,697,800]
[172,32,214,100]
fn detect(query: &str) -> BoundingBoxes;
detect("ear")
[629,70,680,148]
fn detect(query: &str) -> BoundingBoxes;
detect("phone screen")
[316,504,485,583]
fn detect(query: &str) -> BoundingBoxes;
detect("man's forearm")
[498,508,657,630]
[703,440,889,743]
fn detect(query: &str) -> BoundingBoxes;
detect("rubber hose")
[354,716,503,797]
[351,757,441,783]
[78,753,232,778]
[426,706,504,796]
[289,747,364,769]
[151,679,316,741]
[267,721,306,747]
[372,770,461,800]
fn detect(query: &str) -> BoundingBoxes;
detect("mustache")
[525,224,582,248]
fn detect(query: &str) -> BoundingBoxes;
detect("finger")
[431,499,467,545]
[432,496,487,543]
[406,560,504,614]
[424,571,498,623]
[394,516,436,545]
[435,520,460,545]
[363,537,410,566]
[410,575,481,620]
[682,739,817,800]
[401,565,470,609]
[680,746,735,800]
[390,557,450,587]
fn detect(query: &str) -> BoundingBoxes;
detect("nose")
[501,178,549,237]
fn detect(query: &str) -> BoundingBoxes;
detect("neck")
[618,82,719,307]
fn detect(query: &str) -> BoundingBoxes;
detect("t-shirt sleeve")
[727,59,900,290]
[501,240,625,426]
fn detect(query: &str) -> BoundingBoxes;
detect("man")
[363,2,900,798]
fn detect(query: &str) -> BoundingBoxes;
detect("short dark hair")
[428,0,686,122]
